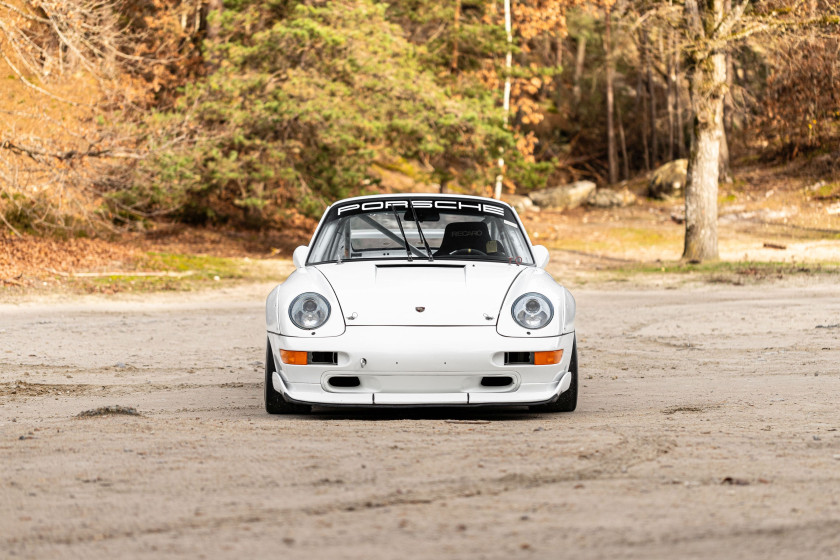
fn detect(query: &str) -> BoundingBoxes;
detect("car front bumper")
[267,327,575,407]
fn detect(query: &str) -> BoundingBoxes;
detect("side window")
[501,220,534,264]
[308,221,338,263]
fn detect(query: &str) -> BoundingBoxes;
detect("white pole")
[494,0,513,200]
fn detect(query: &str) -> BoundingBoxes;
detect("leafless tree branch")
[0,139,146,162]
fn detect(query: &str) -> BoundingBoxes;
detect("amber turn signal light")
[280,350,308,365]
[533,350,563,365]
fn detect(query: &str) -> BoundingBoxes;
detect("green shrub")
[124,0,514,226]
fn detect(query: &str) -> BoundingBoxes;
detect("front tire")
[265,340,311,414]
[530,339,578,413]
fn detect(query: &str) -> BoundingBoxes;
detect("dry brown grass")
[0,0,160,236]
[0,51,115,234]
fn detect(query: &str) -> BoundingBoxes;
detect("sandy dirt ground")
[2,273,840,559]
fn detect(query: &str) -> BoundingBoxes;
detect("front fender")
[496,267,573,338]
[266,268,346,337]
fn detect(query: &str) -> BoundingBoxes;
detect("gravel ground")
[1,277,839,559]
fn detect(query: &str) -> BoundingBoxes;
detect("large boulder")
[502,194,538,214]
[586,187,637,208]
[369,159,436,193]
[528,180,596,210]
[649,159,687,200]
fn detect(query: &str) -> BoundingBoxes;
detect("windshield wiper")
[392,208,413,261]
[409,201,434,261]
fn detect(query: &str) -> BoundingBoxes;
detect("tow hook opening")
[480,376,513,387]
[328,376,361,388]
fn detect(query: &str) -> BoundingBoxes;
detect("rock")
[368,159,436,193]
[721,476,750,486]
[502,194,537,214]
[529,180,596,210]
[649,159,688,200]
[77,405,141,418]
[586,187,637,208]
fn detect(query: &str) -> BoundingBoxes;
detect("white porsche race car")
[264,194,577,413]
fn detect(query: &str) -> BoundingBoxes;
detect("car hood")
[314,261,525,326]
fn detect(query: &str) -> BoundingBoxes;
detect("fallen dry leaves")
[0,221,314,288]
[0,235,138,285]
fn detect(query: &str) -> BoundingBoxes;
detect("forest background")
[1,0,839,265]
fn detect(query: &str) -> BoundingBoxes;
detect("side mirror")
[292,245,309,269]
[532,245,549,268]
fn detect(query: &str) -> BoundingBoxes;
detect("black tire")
[265,340,311,414]
[530,339,578,413]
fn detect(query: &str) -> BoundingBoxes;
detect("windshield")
[307,198,535,265]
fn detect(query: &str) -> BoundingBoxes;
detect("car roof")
[327,193,514,211]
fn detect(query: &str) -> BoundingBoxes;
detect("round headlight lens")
[511,292,554,330]
[289,292,331,330]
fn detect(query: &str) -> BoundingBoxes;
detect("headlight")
[289,292,331,330]
[511,292,553,330]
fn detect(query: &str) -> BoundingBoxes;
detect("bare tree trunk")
[637,64,651,171]
[724,52,734,134]
[617,100,629,180]
[642,30,658,166]
[688,102,695,152]
[664,34,675,161]
[206,0,224,41]
[637,30,651,171]
[205,0,224,71]
[683,0,728,262]
[675,47,686,158]
[573,35,586,104]
[553,31,563,93]
[719,115,732,182]
[494,0,512,200]
[719,0,734,182]
[684,54,724,261]
[451,0,461,72]
[605,5,617,184]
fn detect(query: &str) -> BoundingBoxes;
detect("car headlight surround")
[511,292,554,330]
[289,292,331,330]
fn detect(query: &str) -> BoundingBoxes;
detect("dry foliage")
[755,33,840,155]
[1,0,838,238]
[0,0,200,235]
[0,232,137,282]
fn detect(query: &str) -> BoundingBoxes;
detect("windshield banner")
[335,199,506,217]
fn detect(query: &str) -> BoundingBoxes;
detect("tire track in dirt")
[303,432,676,515]
[614,518,840,555]
[0,381,261,398]
[3,433,675,551]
